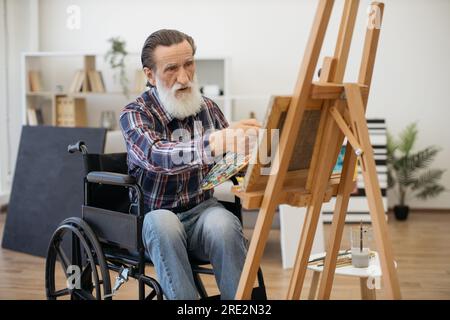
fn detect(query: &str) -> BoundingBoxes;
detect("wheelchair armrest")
[86,171,136,186]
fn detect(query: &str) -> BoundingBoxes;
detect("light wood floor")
[1,211,449,300]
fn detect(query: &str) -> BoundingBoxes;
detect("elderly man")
[120,29,260,300]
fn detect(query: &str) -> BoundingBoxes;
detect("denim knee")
[142,209,186,246]
[202,209,244,243]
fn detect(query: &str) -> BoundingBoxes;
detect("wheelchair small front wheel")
[45,217,112,300]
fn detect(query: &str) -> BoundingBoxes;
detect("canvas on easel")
[232,0,401,300]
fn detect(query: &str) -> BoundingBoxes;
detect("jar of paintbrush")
[351,221,370,268]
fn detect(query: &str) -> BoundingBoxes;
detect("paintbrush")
[360,219,363,252]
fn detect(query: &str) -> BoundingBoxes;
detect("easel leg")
[235,0,335,300]
[286,200,324,299]
[235,201,279,299]
[360,277,376,300]
[308,271,321,300]
[287,106,342,299]
[345,83,402,299]
[317,143,358,299]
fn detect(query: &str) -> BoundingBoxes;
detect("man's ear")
[143,67,156,87]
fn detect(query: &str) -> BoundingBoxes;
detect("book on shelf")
[55,96,87,127]
[27,109,37,125]
[69,70,106,93]
[28,71,43,92]
[88,70,106,92]
[68,70,84,93]
[87,71,97,92]
[36,109,44,125]
[27,108,44,125]
[97,70,106,92]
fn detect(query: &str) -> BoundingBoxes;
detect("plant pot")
[393,205,409,221]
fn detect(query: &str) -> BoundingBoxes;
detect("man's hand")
[209,119,262,156]
[230,119,262,134]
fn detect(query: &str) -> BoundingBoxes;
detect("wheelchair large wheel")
[45,217,112,300]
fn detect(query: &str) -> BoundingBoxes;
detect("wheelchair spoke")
[145,290,156,300]
[54,244,70,275]
[80,261,91,279]
[46,219,112,300]
[140,276,164,300]
[72,289,96,300]
[80,263,93,292]
[51,288,70,298]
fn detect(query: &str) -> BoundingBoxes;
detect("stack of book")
[68,70,105,93]
[55,96,87,127]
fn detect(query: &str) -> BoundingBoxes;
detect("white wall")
[9,0,449,208]
[0,0,38,205]
[0,0,8,200]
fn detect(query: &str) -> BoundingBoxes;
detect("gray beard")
[156,75,203,120]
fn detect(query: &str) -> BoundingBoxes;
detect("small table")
[307,251,390,300]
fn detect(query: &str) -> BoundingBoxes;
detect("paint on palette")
[201,152,250,190]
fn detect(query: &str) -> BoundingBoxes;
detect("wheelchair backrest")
[83,153,131,213]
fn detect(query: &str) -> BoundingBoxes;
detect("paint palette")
[201,152,250,190]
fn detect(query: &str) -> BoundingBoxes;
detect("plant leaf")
[105,36,129,96]
[387,168,396,189]
[387,131,398,166]
[387,131,398,155]
[412,169,445,190]
[398,123,418,154]
[415,184,446,200]
[402,146,440,171]
[397,166,416,186]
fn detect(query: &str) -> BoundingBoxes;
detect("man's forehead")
[154,40,193,66]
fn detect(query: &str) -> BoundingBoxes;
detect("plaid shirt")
[120,87,228,212]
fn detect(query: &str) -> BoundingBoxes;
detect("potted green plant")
[387,123,446,220]
[105,37,129,97]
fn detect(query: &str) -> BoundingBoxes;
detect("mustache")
[171,82,192,93]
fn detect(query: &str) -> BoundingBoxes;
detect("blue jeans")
[142,197,248,300]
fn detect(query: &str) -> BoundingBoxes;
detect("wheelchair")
[45,141,266,300]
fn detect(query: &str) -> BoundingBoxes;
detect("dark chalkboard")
[1,126,107,257]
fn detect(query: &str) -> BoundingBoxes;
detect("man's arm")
[209,99,229,130]
[206,97,262,157]
[120,108,212,175]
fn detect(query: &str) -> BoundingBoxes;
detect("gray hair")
[141,29,196,71]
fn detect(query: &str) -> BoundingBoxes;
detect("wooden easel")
[232,0,401,300]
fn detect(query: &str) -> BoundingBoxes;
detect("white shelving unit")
[21,52,233,127]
